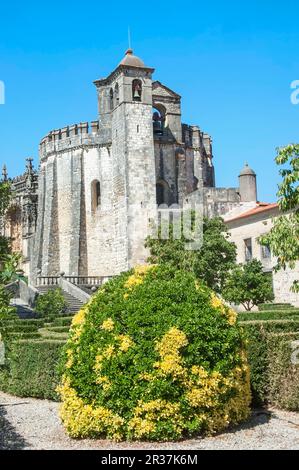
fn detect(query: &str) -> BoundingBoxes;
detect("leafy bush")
[58,265,251,441]
[35,288,67,318]
[0,339,65,399]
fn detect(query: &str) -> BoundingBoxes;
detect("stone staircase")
[36,285,84,314]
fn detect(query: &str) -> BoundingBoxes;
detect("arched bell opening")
[152,103,166,136]
[132,79,142,101]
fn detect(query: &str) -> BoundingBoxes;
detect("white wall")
[226,209,299,307]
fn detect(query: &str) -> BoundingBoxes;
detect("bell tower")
[94,49,157,270]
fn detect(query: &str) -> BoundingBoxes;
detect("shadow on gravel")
[0,405,29,449]
[220,409,272,437]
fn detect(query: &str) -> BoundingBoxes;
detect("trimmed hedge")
[238,310,299,322]
[4,324,39,333]
[267,333,299,410]
[52,317,73,327]
[0,313,69,400]
[259,303,294,311]
[241,319,299,334]
[47,326,70,333]
[7,332,42,340]
[240,321,299,409]
[0,339,65,400]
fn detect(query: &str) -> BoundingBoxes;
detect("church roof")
[239,162,256,176]
[119,49,146,68]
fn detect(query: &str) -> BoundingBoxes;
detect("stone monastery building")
[2,49,259,283]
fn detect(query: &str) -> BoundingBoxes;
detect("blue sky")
[0,0,298,202]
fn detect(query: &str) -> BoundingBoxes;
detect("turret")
[239,163,257,202]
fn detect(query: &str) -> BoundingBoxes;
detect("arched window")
[109,88,114,110]
[91,180,101,212]
[132,79,142,101]
[114,83,119,106]
[156,179,173,206]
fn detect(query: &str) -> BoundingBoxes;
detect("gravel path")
[0,391,298,450]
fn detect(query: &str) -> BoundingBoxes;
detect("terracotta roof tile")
[226,202,278,223]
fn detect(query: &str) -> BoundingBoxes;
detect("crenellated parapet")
[39,121,111,160]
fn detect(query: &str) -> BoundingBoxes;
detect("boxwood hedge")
[0,339,65,400]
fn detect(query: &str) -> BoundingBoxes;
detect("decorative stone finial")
[26,157,34,175]
[2,165,8,181]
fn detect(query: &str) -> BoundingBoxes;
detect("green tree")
[260,144,299,292]
[222,259,274,311]
[146,216,237,293]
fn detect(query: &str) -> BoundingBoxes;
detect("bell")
[134,88,140,99]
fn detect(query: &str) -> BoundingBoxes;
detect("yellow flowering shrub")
[59,264,251,441]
